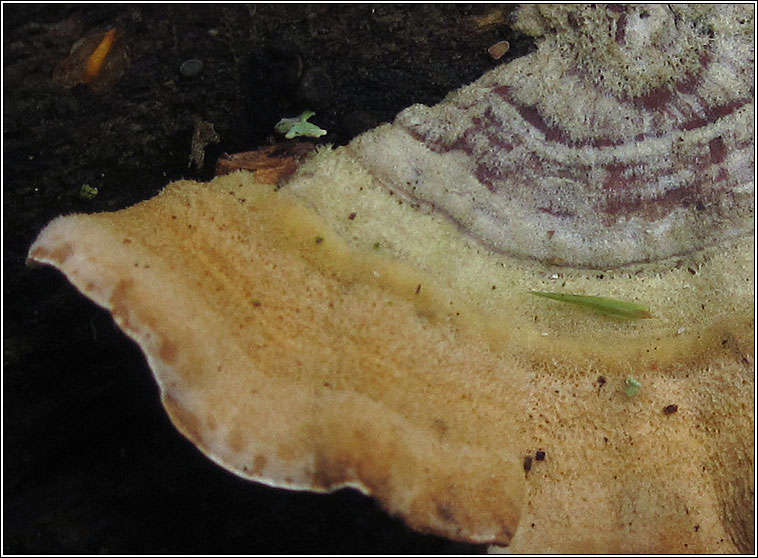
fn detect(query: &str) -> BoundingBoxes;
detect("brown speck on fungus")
[664,404,679,415]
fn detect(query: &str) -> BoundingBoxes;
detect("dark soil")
[3,4,532,553]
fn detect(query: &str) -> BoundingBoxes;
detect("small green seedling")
[79,183,98,200]
[529,291,653,319]
[625,376,642,397]
[274,110,327,139]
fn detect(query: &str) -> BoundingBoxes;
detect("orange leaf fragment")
[216,142,317,184]
[82,28,117,83]
[53,27,128,94]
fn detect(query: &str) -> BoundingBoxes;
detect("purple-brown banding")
[633,85,675,112]
[404,112,748,224]
[709,136,727,165]
[606,4,628,14]
[449,108,515,155]
[492,80,749,149]
[396,69,750,225]
[598,135,753,220]
[351,5,753,268]
[615,12,627,45]
[681,98,750,131]
[492,86,623,149]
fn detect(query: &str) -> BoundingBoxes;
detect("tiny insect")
[529,291,653,319]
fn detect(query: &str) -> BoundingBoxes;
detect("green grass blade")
[529,291,653,319]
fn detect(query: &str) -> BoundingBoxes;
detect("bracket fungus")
[28,5,754,553]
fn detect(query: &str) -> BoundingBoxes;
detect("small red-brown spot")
[252,454,267,476]
[431,418,447,439]
[435,502,455,523]
[159,338,178,364]
[663,404,679,415]
[228,428,244,454]
[206,414,218,431]
[708,136,726,165]
[110,279,135,328]
[29,242,74,266]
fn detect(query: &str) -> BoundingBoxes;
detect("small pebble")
[487,40,510,60]
[180,59,204,77]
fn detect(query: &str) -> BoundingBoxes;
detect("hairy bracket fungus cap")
[350,4,754,268]
[28,5,753,554]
